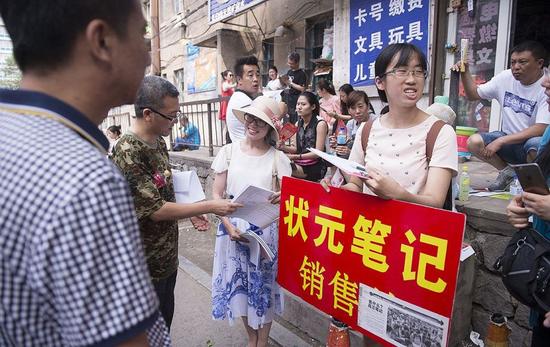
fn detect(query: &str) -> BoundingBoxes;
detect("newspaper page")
[357,284,449,347]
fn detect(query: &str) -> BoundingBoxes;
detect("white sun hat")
[233,95,281,143]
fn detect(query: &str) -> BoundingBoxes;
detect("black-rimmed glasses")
[379,68,428,79]
[141,106,181,121]
[244,113,268,128]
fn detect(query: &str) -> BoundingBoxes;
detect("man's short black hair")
[234,56,259,79]
[0,0,138,72]
[511,41,547,65]
[134,76,180,118]
[288,52,300,63]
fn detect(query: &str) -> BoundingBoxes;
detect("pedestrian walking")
[219,69,236,142]
[0,0,172,345]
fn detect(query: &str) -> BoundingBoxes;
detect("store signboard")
[208,0,266,24]
[349,0,430,87]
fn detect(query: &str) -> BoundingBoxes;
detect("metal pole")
[207,103,214,157]
[150,0,161,76]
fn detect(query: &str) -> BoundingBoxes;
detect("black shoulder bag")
[494,227,550,313]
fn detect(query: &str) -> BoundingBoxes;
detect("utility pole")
[150,0,161,76]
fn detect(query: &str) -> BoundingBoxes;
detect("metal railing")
[100,97,229,157]
[171,96,229,156]
[99,112,132,133]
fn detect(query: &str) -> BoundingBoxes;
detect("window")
[174,68,185,99]
[261,39,274,86]
[305,13,334,88]
[173,0,183,14]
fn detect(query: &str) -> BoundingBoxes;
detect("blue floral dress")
[210,142,290,329]
[212,218,283,329]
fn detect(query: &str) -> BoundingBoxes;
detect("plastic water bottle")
[336,125,347,145]
[509,176,522,196]
[458,165,470,202]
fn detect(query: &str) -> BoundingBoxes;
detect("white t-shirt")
[477,69,550,134]
[349,115,458,195]
[226,91,252,142]
[211,141,292,197]
[265,78,282,91]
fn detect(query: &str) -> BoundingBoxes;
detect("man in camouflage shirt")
[112,76,241,329]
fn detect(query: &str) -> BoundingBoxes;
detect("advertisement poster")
[349,0,430,87]
[278,177,466,347]
[186,43,216,94]
[450,0,500,132]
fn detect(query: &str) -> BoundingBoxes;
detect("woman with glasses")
[278,91,328,182]
[211,96,291,347]
[334,43,457,209]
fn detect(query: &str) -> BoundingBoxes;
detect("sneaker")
[488,166,515,191]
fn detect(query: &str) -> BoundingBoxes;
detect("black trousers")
[152,271,178,329]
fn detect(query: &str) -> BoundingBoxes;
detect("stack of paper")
[173,170,206,203]
[228,185,279,262]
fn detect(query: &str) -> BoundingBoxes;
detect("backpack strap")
[425,119,454,210]
[425,120,446,164]
[361,118,375,155]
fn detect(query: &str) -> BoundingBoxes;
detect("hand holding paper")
[308,147,368,178]
[228,185,279,229]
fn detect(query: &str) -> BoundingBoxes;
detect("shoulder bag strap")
[425,119,453,210]
[425,120,445,164]
[361,118,375,155]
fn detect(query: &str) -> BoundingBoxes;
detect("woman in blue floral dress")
[211,96,291,347]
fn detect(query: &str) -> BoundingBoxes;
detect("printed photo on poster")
[186,43,217,94]
[357,284,448,347]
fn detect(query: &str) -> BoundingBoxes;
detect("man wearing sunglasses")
[112,76,242,329]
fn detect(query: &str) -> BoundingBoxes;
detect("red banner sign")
[277,177,466,347]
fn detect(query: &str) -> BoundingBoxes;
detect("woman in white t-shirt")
[340,43,457,208]
[211,96,291,347]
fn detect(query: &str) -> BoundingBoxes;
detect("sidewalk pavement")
[170,254,314,347]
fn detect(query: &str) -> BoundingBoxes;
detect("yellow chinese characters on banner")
[278,177,466,346]
[284,194,448,293]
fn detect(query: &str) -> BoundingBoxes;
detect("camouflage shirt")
[112,132,178,281]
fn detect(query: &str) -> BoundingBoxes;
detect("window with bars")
[261,38,274,86]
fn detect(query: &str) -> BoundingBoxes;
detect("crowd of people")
[1,1,550,347]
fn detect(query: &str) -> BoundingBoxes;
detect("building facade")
[148,0,548,132]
